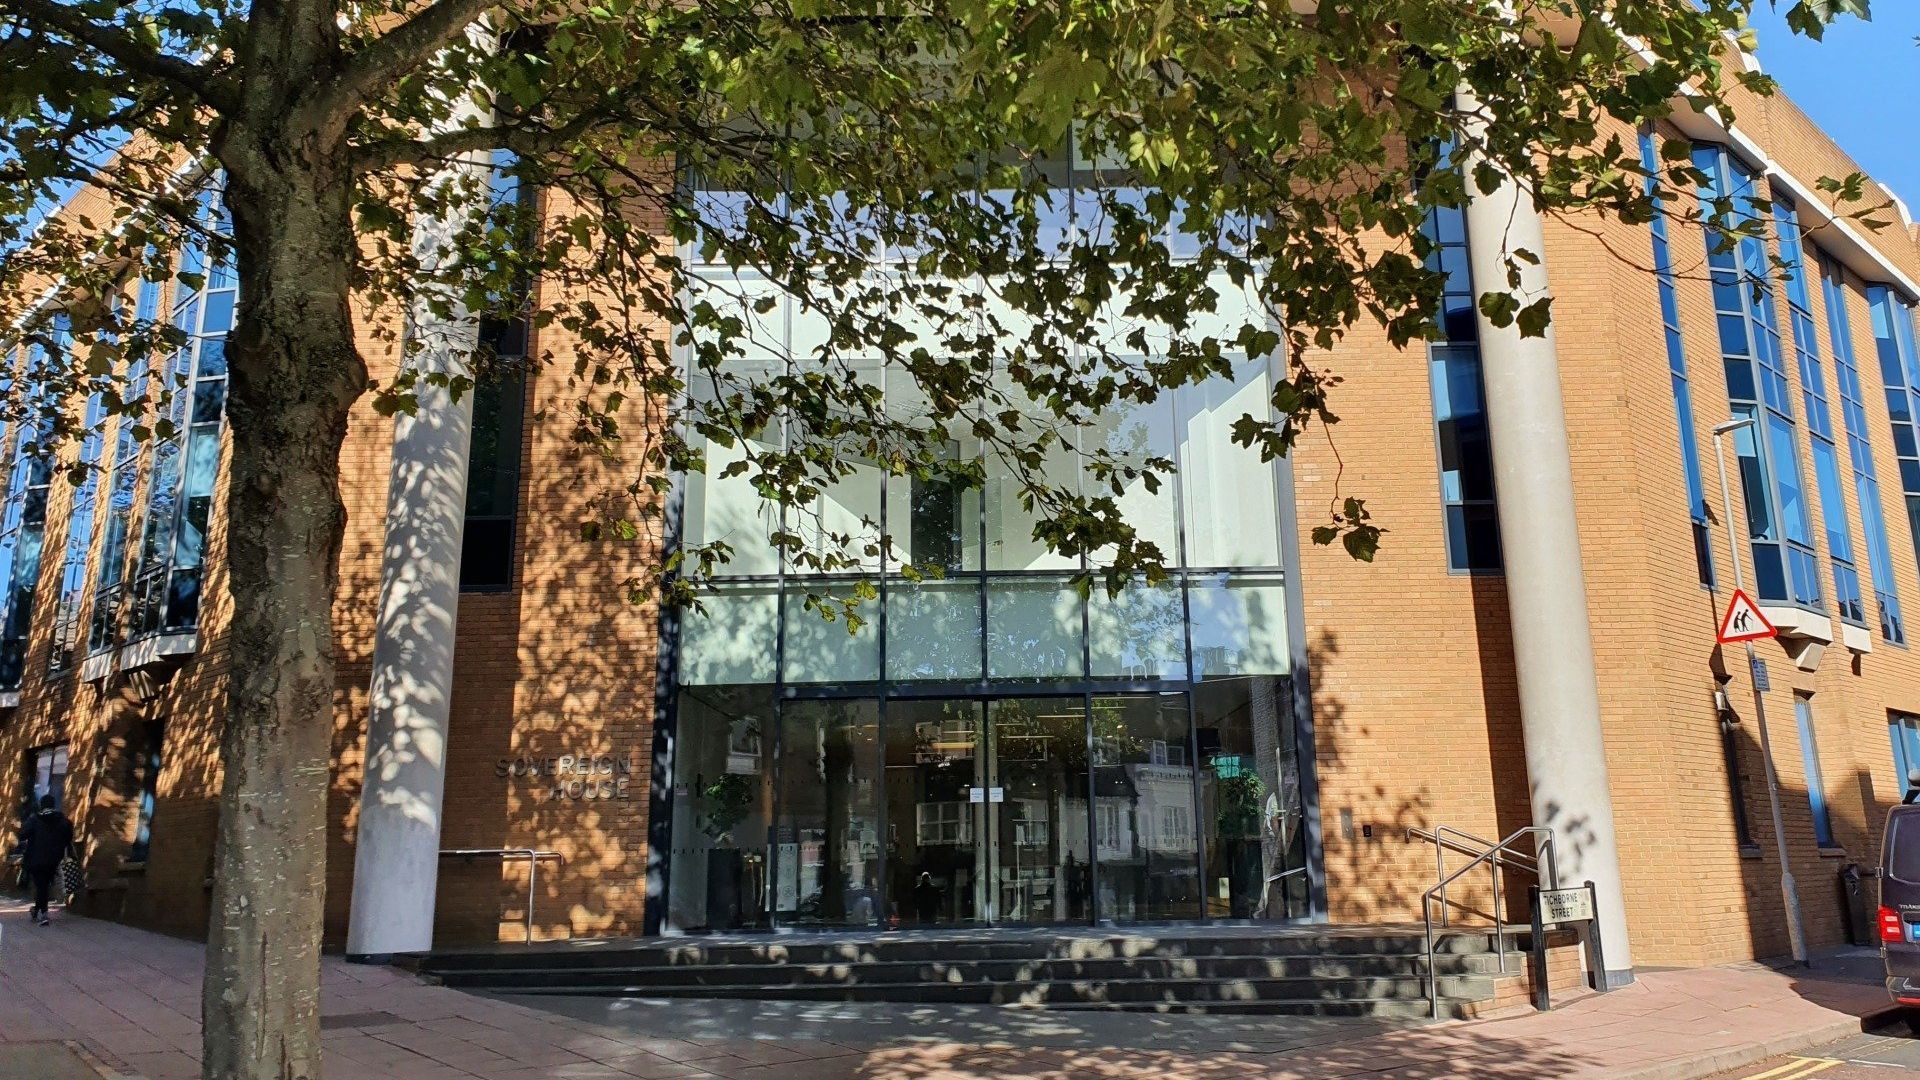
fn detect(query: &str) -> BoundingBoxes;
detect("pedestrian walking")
[16,794,73,926]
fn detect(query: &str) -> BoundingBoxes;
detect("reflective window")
[129,720,165,863]
[28,743,68,811]
[666,685,774,931]
[985,581,1084,680]
[1824,256,1903,643]
[1092,694,1201,921]
[1088,578,1186,680]
[0,319,66,688]
[782,587,880,685]
[1696,145,1818,610]
[1197,676,1308,919]
[1177,362,1281,569]
[677,584,779,686]
[47,384,107,676]
[1892,712,1920,800]
[124,187,234,644]
[1869,285,1920,595]
[1794,695,1836,848]
[1641,130,1713,585]
[1777,200,1861,624]
[774,699,881,926]
[87,280,156,657]
[1423,202,1501,572]
[886,580,984,682]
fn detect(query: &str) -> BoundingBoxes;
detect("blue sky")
[1745,4,1920,211]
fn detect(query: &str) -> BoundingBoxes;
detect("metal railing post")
[1409,824,1558,1018]
[438,848,564,947]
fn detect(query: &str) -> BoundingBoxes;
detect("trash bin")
[1841,863,1874,947]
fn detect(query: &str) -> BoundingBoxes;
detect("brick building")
[6,56,1920,983]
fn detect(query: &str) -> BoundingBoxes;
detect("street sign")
[1750,656,1771,692]
[1528,880,1610,1013]
[1717,589,1777,644]
[1538,887,1596,925]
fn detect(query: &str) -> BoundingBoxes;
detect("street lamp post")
[1710,416,1809,967]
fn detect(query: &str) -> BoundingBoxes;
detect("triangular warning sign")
[1717,589,1777,644]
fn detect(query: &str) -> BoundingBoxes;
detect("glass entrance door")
[884,695,1096,926]
[986,698,1092,924]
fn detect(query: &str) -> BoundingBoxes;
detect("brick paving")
[0,899,1902,1079]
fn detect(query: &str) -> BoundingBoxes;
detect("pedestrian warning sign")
[1717,589,1777,644]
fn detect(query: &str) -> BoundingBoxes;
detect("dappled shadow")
[494,988,1614,1079]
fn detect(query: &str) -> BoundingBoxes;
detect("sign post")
[1527,880,1609,1011]
[1710,418,1808,967]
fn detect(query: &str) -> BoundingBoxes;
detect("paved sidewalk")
[0,899,1899,1079]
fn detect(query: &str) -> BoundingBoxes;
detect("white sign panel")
[1539,887,1594,925]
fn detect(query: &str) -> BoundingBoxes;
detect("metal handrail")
[439,848,564,944]
[1413,825,1557,1019]
[1409,825,1540,927]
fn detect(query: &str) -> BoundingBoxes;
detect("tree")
[0,0,1870,1076]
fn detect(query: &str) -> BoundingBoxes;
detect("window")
[89,274,161,656]
[1158,804,1194,850]
[1794,695,1836,848]
[1423,201,1502,572]
[129,720,164,862]
[915,801,971,846]
[1776,200,1861,625]
[1823,256,1904,643]
[1641,129,1714,586]
[26,743,68,813]
[126,187,234,642]
[1892,713,1920,800]
[1719,705,1757,851]
[1868,286,1920,587]
[458,367,524,591]
[0,319,66,688]
[459,150,533,593]
[1696,145,1819,610]
[48,385,108,675]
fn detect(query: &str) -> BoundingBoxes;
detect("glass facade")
[0,318,66,688]
[1893,712,1920,800]
[1794,695,1835,848]
[1776,199,1861,625]
[47,384,108,675]
[460,149,532,593]
[88,275,160,656]
[1822,256,1904,643]
[1423,200,1501,572]
[1696,144,1820,610]
[666,149,1309,931]
[1641,130,1714,586]
[1868,285,1920,586]
[119,187,234,644]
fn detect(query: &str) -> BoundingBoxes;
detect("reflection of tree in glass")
[699,773,756,844]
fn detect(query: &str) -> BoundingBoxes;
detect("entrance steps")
[411,924,1562,1019]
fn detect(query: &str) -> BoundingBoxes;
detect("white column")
[346,57,494,959]
[1458,89,1635,985]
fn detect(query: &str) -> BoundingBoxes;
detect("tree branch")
[0,0,228,109]
[352,109,598,174]
[313,0,500,128]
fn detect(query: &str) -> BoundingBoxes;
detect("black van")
[1880,782,1920,1006]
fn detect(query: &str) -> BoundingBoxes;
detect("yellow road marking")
[1740,1059,1843,1080]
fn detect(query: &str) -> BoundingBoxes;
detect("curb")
[1611,1004,1904,1080]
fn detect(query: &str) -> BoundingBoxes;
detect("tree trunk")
[201,133,366,1080]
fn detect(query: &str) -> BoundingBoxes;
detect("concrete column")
[1458,89,1635,986]
[346,56,494,959]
